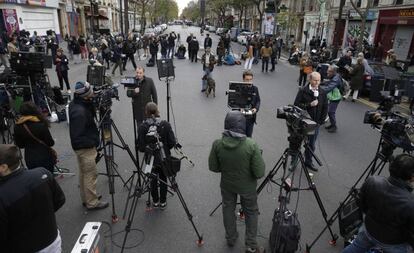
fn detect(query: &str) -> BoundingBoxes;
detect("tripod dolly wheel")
[196,237,205,247]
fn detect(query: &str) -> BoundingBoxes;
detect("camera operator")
[0,144,65,253]
[294,72,328,172]
[127,66,158,125]
[342,154,414,253]
[137,102,176,209]
[241,70,261,138]
[69,81,109,210]
[208,111,265,253]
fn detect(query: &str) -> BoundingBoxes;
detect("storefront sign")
[348,10,378,21]
[2,9,20,36]
[399,8,414,17]
[27,0,46,6]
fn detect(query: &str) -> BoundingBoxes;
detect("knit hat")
[74,81,93,98]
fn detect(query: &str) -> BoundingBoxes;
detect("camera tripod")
[307,133,399,252]
[96,107,141,223]
[120,141,203,253]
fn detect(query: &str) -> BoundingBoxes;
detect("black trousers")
[270,56,277,71]
[151,166,168,203]
[299,70,307,87]
[57,70,70,90]
[190,50,198,62]
[246,118,255,137]
[123,54,137,70]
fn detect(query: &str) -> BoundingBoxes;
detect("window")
[395,0,403,5]
[356,0,362,7]
[373,0,379,6]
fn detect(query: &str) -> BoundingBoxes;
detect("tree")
[230,0,252,28]
[181,0,201,22]
[349,0,373,52]
[209,0,228,27]
[137,0,153,33]
[249,0,265,33]
[151,0,178,23]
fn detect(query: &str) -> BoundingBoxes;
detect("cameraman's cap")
[74,81,93,98]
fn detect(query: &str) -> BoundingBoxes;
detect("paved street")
[43,25,389,253]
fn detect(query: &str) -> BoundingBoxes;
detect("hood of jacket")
[222,111,246,149]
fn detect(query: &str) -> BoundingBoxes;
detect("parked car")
[237,31,254,45]
[216,28,228,36]
[144,28,155,37]
[160,24,167,31]
[209,26,217,32]
[205,25,210,31]
[230,27,250,41]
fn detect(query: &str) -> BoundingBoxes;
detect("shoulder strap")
[23,124,49,148]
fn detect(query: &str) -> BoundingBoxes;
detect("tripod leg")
[168,175,204,245]
[298,154,338,247]
[256,149,289,194]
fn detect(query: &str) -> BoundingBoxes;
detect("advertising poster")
[2,9,20,36]
[264,13,274,36]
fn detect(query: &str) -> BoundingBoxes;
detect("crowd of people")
[1,26,414,253]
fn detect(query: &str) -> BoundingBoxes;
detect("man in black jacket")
[167,32,176,58]
[0,144,65,253]
[122,35,137,71]
[148,36,159,66]
[204,33,212,49]
[241,70,261,138]
[137,102,176,209]
[69,81,109,210]
[127,66,158,126]
[342,154,414,253]
[294,72,328,171]
[189,37,200,63]
[186,33,193,60]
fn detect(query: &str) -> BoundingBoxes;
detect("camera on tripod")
[276,105,318,136]
[363,96,414,152]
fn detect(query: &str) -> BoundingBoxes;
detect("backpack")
[269,209,301,253]
[339,78,350,96]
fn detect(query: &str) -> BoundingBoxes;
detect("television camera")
[277,105,318,137]
[226,81,256,115]
[364,97,414,153]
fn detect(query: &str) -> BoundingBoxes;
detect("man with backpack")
[321,65,343,133]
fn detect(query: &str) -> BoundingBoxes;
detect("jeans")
[277,47,282,59]
[270,56,277,71]
[244,57,253,70]
[304,126,319,166]
[328,100,340,127]
[75,148,99,208]
[202,68,212,91]
[168,46,175,58]
[246,118,254,137]
[112,59,123,75]
[221,188,258,249]
[342,226,411,253]
[262,57,269,72]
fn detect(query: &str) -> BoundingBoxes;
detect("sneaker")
[86,201,109,211]
[160,202,167,210]
[328,126,337,133]
[246,246,265,253]
[67,89,72,94]
[153,202,160,208]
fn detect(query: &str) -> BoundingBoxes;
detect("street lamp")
[317,0,326,41]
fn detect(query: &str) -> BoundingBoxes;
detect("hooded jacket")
[209,111,265,194]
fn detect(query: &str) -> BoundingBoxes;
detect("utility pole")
[119,0,124,34]
[200,0,206,27]
[332,0,345,58]
[124,0,129,34]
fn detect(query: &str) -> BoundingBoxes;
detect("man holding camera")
[241,70,261,138]
[127,66,158,126]
[137,102,176,209]
[294,72,328,172]
[69,81,109,210]
[342,154,414,253]
[209,111,265,253]
[0,144,65,252]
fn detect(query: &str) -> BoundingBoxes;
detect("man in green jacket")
[209,111,265,253]
[321,65,342,133]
